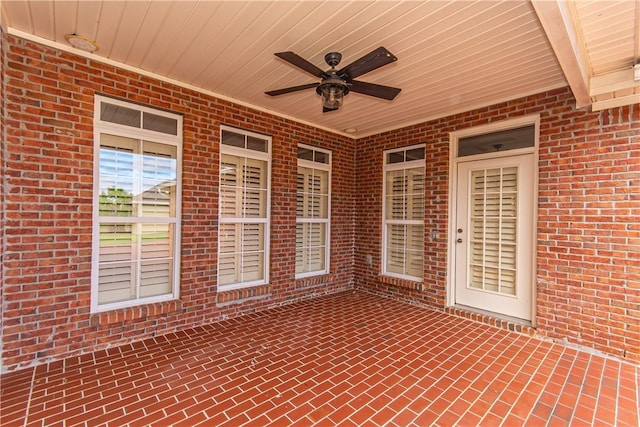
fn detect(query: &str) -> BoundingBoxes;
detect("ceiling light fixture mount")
[65,34,99,53]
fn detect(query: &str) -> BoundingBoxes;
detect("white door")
[454,154,535,320]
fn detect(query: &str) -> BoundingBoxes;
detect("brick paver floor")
[1,291,638,426]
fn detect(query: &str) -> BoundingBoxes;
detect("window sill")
[89,299,182,327]
[295,274,333,289]
[217,284,271,306]
[378,275,424,291]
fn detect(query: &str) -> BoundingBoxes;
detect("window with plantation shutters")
[296,145,330,277]
[218,126,271,290]
[383,145,425,280]
[92,96,182,313]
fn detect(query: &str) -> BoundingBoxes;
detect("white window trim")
[296,144,331,279]
[382,143,426,282]
[91,95,183,313]
[218,125,271,291]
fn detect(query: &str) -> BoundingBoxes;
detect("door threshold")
[446,304,536,336]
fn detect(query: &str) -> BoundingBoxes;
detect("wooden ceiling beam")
[531,0,591,108]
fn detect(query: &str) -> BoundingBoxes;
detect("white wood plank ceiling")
[2,0,638,138]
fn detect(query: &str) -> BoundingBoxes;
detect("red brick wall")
[1,29,6,352]
[354,88,640,362]
[2,32,638,371]
[0,34,355,371]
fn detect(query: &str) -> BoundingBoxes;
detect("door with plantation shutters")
[454,154,535,320]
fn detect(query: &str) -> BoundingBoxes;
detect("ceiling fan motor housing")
[324,52,342,68]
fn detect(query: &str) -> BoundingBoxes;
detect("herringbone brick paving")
[1,291,638,426]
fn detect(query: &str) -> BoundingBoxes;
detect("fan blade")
[338,47,397,80]
[265,83,319,96]
[274,52,327,78]
[349,80,401,100]
[323,106,339,113]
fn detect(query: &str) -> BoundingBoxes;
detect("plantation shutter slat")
[220,155,241,218]
[140,143,176,218]
[244,159,266,218]
[139,223,173,297]
[295,223,304,273]
[219,224,239,285]
[98,262,135,304]
[308,223,326,271]
[386,224,405,274]
[407,223,424,277]
[98,220,135,304]
[241,219,264,282]
[469,167,518,295]
[296,171,306,218]
[98,142,135,217]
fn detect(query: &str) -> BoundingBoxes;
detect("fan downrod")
[324,52,342,68]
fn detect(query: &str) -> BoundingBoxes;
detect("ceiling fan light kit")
[317,78,349,110]
[266,46,401,113]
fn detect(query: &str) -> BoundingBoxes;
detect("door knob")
[457,238,463,243]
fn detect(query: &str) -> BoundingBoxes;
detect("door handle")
[457,238,463,243]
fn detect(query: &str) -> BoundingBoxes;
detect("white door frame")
[446,114,540,324]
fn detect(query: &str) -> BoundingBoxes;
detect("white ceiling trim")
[590,68,640,97]
[592,93,640,112]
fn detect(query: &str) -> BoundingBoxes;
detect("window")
[218,126,271,290]
[458,124,535,157]
[296,145,331,277]
[92,96,182,312]
[382,145,425,280]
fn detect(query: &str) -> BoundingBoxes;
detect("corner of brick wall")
[0,33,356,371]
[353,88,639,364]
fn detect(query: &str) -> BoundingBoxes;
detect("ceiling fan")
[265,46,401,113]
